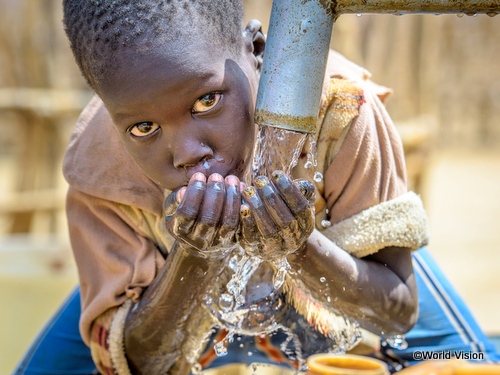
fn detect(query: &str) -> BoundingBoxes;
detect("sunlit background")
[0,0,499,373]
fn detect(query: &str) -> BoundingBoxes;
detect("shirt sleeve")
[66,187,167,346]
[313,76,429,257]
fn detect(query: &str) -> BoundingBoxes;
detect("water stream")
[193,126,362,372]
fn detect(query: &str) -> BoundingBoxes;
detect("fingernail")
[192,172,206,181]
[240,205,251,218]
[296,180,315,201]
[271,170,284,181]
[225,175,239,185]
[176,187,187,203]
[209,173,223,182]
[254,176,268,188]
[243,186,256,197]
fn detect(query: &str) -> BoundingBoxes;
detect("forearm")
[124,242,229,374]
[287,229,418,335]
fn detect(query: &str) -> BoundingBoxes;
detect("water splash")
[214,331,234,357]
[273,257,291,290]
[226,255,262,308]
[252,126,307,182]
[207,125,360,366]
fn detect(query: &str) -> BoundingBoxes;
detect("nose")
[172,137,213,170]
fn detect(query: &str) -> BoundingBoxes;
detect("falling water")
[199,125,361,372]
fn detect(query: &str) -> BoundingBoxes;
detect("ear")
[242,19,265,72]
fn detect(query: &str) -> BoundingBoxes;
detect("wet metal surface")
[254,0,335,134]
[255,110,317,134]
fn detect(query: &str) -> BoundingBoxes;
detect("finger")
[240,204,263,257]
[163,187,186,218]
[216,175,241,244]
[254,175,295,229]
[294,179,315,205]
[242,186,278,239]
[271,171,315,234]
[188,173,226,248]
[172,172,206,236]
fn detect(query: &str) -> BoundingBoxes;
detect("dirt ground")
[422,148,500,334]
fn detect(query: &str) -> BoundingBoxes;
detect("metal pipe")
[254,0,335,134]
[255,0,500,135]
[335,0,500,15]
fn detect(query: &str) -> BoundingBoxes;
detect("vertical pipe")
[254,0,336,134]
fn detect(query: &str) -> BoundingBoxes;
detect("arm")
[239,172,419,337]
[124,172,242,374]
[287,231,418,335]
[124,242,228,374]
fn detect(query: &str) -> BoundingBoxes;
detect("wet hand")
[240,170,315,260]
[164,172,243,253]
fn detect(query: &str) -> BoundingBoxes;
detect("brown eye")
[192,93,222,114]
[130,122,159,138]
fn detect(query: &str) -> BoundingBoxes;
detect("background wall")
[0,0,499,373]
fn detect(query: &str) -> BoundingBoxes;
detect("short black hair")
[63,0,244,89]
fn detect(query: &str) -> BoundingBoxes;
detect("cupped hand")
[239,170,315,260]
[164,172,243,253]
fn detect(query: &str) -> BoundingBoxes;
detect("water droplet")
[385,334,408,350]
[356,13,362,17]
[487,11,499,17]
[248,351,253,356]
[304,160,313,169]
[239,343,244,348]
[343,287,345,291]
[327,296,331,302]
[465,11,477,16]
[321,220,332,228]
[320,277,326,283]
[180,277,184,281]
[314,171,323,182]
[200,142,205,147]
[457,13,465,18]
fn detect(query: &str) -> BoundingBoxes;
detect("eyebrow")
[111,71,218,124]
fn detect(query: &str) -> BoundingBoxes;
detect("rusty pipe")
[254,0,335,134]
[255,0,499,135]
[334,0,500,16]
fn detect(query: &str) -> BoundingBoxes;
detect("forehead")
[96,39,249,121]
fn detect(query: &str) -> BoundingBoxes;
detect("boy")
[14,0,499,374]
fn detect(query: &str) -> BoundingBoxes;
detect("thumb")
[293,179,315,205]
[163,187,187,218]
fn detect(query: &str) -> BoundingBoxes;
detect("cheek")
[120,137,180,188]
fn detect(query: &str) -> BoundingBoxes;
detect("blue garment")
[13,248,499,374]
[376,247,500,369]
[13,288,97,375]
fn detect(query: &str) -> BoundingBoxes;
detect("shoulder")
[63,95,164,215]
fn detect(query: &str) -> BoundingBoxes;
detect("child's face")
[97,39,260,191]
